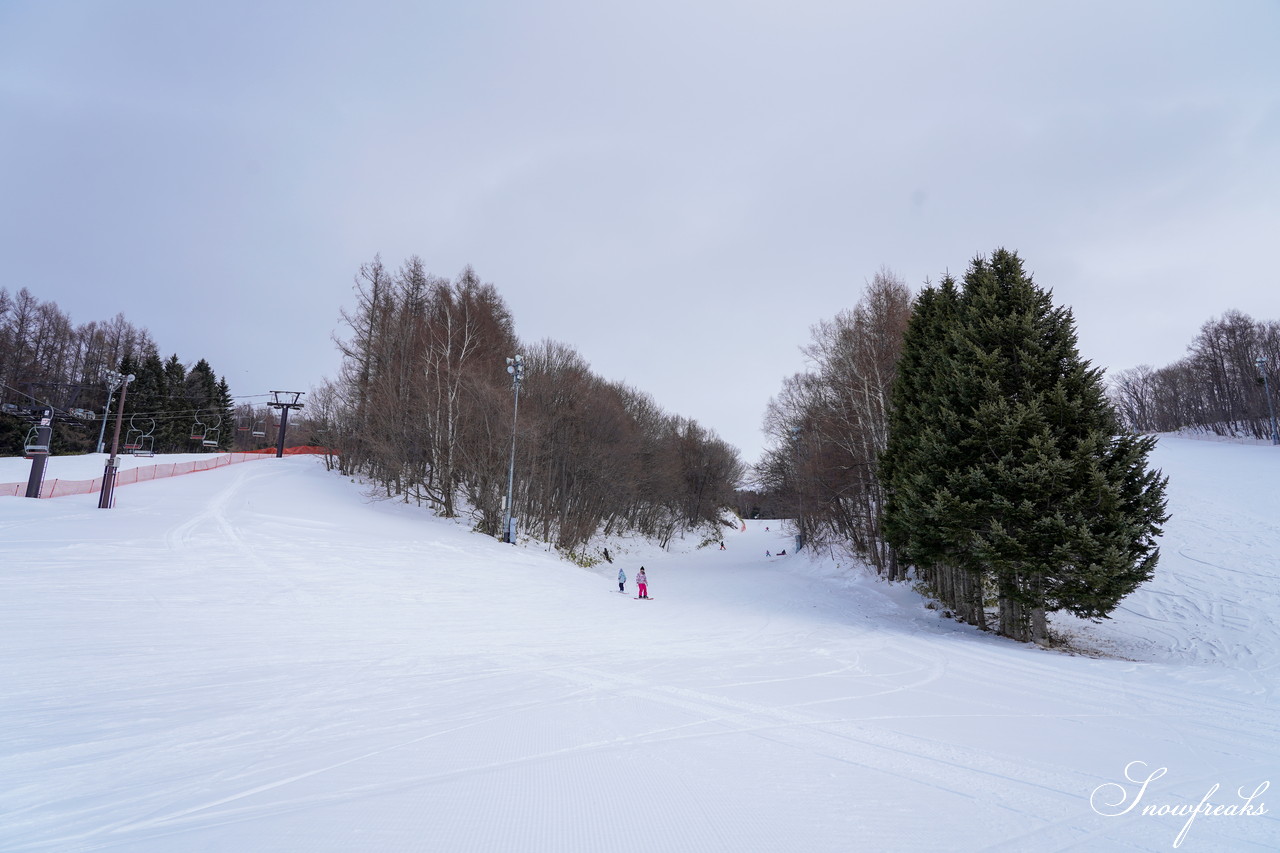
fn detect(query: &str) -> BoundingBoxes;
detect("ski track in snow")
[2,438,1279,851]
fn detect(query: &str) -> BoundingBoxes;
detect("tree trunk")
[1029,574,1049,646]
[998,576,1029,642]
[1030,606,1049,646]
[974,573,988,631]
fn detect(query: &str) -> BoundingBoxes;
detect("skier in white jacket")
[617,568,626,593]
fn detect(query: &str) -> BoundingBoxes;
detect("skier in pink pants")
[636,567,649,599]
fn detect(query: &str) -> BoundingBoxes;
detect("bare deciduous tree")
[1109,311,1280,439]
[329,258,743,554]
[756,268,912,577]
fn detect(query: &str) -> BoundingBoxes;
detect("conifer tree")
[122,346,166,452]
[162,355,188,451]
[214,377,234,450]
[882,249,1168,643]
[184,359,222,450]
[881,276,990,627]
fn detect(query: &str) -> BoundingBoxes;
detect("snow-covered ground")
[1,437,1276,852]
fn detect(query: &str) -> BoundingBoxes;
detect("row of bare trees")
[314,256,744,553]
[754,269,912,577]
[1,287,242,456]
[0,287,152,414]
[1110,310,1280,438]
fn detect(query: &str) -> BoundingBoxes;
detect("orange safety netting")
[0,448,331,499]
[242,446,333,455]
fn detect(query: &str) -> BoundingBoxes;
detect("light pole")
[502,354,525,544]
[789,425,805,552]
[98,372,135,508]
[97,371,128,454]
[1257,357,1279,445]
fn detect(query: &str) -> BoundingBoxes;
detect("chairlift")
[251,418,266,438]
[190,414,206,442]
[23,426,50,458]
[123,415,143,451]
[126,415,156,457]
[201,414,222,449]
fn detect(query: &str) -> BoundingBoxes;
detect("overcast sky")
[3,1,1277,466]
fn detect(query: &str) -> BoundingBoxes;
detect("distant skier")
[617,567,626,593]
[719,541,726,550]
[777,549,786,556]
[766,550,771,557]
[636,567,649,599]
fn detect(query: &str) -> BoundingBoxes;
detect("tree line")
[0,286,241,455]
[753,269,912,579]
[111,350,238,453]
[311,256,744,556]
[1109,309,1280,439]
[758,250,1168,645]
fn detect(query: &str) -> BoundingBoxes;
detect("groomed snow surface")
[1,437,1277,852]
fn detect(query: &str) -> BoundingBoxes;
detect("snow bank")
[1,438,1276,851]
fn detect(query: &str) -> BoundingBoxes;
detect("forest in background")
[0,287,259,456]
[1109,309,1280,440]
[307,256,744,557]
[751,267,912,576]
[8,258,1277,619]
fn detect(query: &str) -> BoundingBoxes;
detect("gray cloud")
[3,0,1277,465]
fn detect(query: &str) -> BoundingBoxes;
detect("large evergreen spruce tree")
[122,346,165,452]
[162,355,188,451]
[881,275,991,628]
[214,377,234,451]
[184,359,223,450]
[882,249,1168,644]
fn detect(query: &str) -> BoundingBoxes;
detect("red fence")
[0,450,328,499]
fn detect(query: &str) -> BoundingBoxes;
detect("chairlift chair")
[201,414,222,449]
[128,415,156,456]
[23,426,50,458]
[251,418,266,438]
[123,415,143,452]
[189,415,206,442]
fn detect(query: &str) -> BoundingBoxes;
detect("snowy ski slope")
[1,437,1276,851]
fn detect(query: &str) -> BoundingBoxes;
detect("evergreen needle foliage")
[881,249,1169,644]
